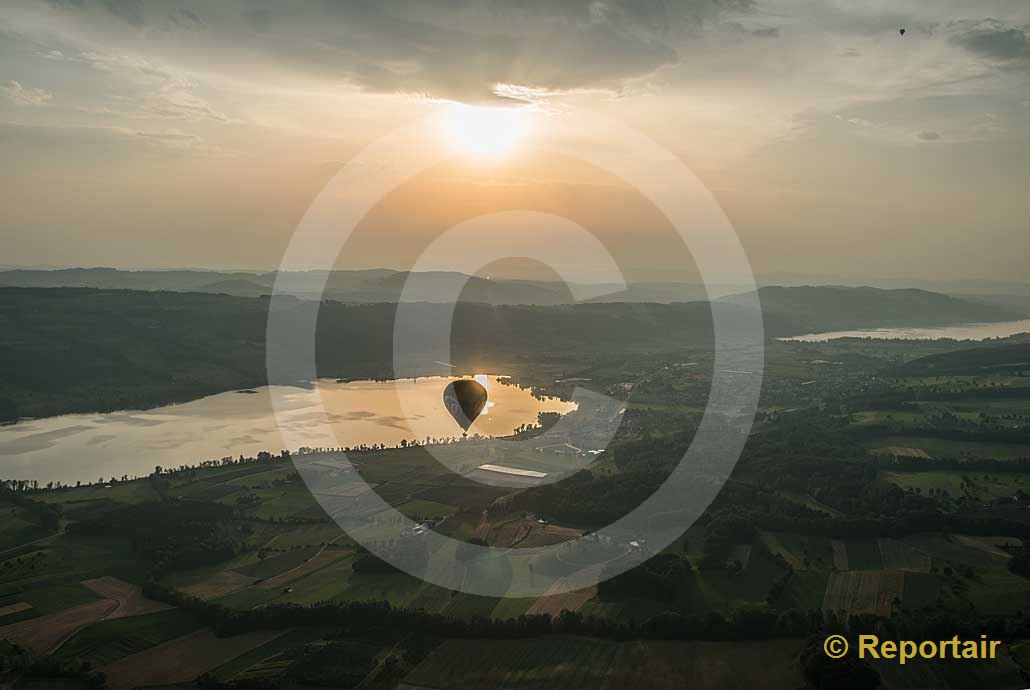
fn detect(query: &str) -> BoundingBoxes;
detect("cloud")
[97,0,144,27]
[34,0,758,102]
[0,120,215,153]
[953,21,1030,61]
[131,128,201,148]
[234,0,691,101]
[827,107,1006,147]
[48,0,144,27]
[1,80,54,107]
[6,0,1030,156]
[71,50,228,121]
[164,8,202,30]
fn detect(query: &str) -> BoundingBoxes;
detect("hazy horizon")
[3,263,1030,295]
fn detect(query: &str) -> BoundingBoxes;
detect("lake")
[0,375,576,485]
[780,318,1030,343]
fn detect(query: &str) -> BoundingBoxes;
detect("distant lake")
[780,319,1030,343]
[0,376,576,485]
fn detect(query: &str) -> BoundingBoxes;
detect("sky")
[1,0,1029,284]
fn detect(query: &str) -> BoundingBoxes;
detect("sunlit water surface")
[780,319,1030,342]
[0,375,575,485]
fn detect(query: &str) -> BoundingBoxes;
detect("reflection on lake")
[780,319,1030,343]
[0,375,576,485]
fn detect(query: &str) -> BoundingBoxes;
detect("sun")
[444,103,530,157]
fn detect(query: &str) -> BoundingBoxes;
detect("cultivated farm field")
[400,637,806,690]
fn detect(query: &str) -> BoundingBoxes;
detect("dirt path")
[952,534,1012,559]
[0,598,117,654]
[82,576,171,619]
[2,576,175,654]
[0,523,66,557]
[254,546,348,590]
[180,570,258,599]
[0,602,32,618]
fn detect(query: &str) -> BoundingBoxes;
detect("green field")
[760,532,833,571]
[233,546,322,580]
[34,481,159,507]
[261,523,348,549]
[879,538,932,572]
[903,534,1029,614]
[870,648,1024,690]
[863,435,1030,460]
[822,570,905,616]
[883,470,1030,501]
[844,539,885,570]
[400,637,807,690]
[0,504,50,551]
[209,628,330,683]
[54,609,200,666]
[396,498,458,520]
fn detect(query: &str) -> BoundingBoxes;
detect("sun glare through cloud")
[444,103,531,156]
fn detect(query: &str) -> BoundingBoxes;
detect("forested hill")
[896,340,1030,376]
[0,288,725,418]
[1,285,1022,419]
[0,267,574,305]
[8,270,1026,317]
[721,285,1025,335]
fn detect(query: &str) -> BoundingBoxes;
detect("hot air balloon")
[443,379,488,435]
[899,28,906,35]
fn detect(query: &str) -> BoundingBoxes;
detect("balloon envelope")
[443,379,488,433]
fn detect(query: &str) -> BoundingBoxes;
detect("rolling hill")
[721,286,1027,335]
[896,339,1030,376]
